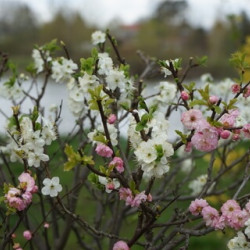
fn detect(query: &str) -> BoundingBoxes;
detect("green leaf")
[189,99,207,107]
[228,98,238,109]
[135,123,145,132]
[175,130,187,143]
[196,55,208,66]
[43,39,60,52]
[26,63,37,74]
[214,106,222,114]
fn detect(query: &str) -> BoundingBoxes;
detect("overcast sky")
[1,0,250,28]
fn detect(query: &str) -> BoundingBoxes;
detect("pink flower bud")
[44,222,50,228]
[113,241,130,250]
[231,84,241,94]
[23,230,32,240]
[220,130,230,139]
[107,114,117,124]
[181,91,189,101]
[209,95,219,104]
[95,144,113,158]
[12,233,16,239]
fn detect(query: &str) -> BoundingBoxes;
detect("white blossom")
[51,57,78,83]
[41,177,62,197]
[227,231,250,250]
[98,53,113,75]
[188,174,207,195]
[91,31,106,45]
[106,69,126,91]
[155,81,177,104]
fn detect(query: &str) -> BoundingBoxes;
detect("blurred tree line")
[0,0,250,79]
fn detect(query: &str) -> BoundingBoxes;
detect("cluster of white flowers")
[67,73,99,117]
[88,123,118,146]
[32,48,51,73]
[0,82,24,100]
[131,112,174,179]
[188,174,207,195]
[1,116,56,168]
[227,220,250,250]
[161,59,180,78]
[97,51,134,104]
[155,81,177,105]
[51,57,78,83]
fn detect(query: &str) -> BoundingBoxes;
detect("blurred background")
[0,0,250,79]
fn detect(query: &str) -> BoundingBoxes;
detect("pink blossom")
[242,124,250,138]
[23,230,32,240]
[209,95,219,104]
[220,130,231,139]
[131,191,147,207]
[191,126,219,152]
[5,187,26,211]
[119,188,132,201]
[181,91,189,101]
[228,210,248,230]
[243,86,250,98]
[181,109,203,130]
[231,84,241,94]
[12,233,16,239]
[201,206,220,228]
[119,188,133,206]
[18,172,37,193]
[95,144,113,158]
[108,114,117,124]
[113,240,130,250]
[219,109,239,128]
[22,192,32,206]
[221,200,241,219]
[189,199,209,216]
[109,157,124,173]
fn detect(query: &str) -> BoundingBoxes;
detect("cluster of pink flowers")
[189,199,250,230]
[231,83,250,98]
[119,188,152,208]
[181,108,250,152]
[181,109,219,152]
[95,143,113,157]
[5,172,38,211]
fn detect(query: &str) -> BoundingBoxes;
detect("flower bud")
[220,130,230,139]
[231,84,240,94]
[107,114,117,124]
[23,230,32,240]
[181,91,189,101]
[209,95,219,104]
